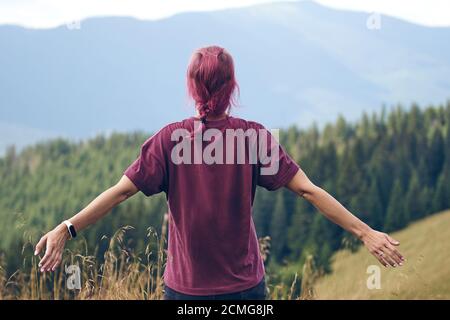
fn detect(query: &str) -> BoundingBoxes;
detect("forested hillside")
[1,102,449,273]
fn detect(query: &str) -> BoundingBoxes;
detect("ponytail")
[186,45,239,127]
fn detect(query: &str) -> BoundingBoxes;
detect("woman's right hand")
[34,223,70,272]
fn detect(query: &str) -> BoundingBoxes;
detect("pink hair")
[186,45,239,122]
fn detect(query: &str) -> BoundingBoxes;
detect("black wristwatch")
[63,220,77,239]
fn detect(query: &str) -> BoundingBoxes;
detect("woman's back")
[123,115,299,294]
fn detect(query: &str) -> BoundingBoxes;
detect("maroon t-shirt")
[123,116,299,295]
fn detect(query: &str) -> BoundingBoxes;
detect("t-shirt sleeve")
[123,129,168,197]
[256,125,299,191]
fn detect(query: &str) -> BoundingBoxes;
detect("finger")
[43,254,56,272]
[39,244,54,270]
[51,256,62,272]
[35,236,47,256]
[42,250,58,272]
[386,234,400,246]
[384,248,402,266]
[373,250,389,267]
[380,249,397,267]
[379,256,391,268]
[49,253,62,271]
[385,243,404,264]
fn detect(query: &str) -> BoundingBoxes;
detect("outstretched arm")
[34,175,139,272]
[286,168,405,267]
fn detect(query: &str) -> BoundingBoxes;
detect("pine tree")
[384,180,407,232]
[287,199,313,260]
[404,171,424,221]
[431,170,449,214]
[428,129,445,185]
[269,192,289,261]
[306,214,337,272]
[366,177,384,229]
[336,144,363,206]
[253,190,273,237]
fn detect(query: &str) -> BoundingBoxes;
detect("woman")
[34,45,404,300]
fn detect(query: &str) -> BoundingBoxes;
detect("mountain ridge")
[1,1,449,154]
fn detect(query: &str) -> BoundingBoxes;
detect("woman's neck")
[195,111,228,121]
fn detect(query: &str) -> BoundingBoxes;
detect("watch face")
[69,225,77,238]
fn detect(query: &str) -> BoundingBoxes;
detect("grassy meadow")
[1,210,449,299]
[313,210,450,299]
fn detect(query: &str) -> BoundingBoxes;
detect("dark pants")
[163,278,267,300]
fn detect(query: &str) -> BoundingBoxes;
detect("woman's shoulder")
[231,118,270,134]
[151,118,194,136]
[228,116,266,130]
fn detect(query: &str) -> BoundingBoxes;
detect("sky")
[0,0,449,29]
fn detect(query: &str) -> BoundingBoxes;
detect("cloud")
[0,0,295,28]
[0,0,449,29]
[315,0,450,27]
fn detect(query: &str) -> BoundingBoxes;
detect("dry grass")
[0,214,304,300]
[0,215,169,300]
[4,208,448,300]
[314,210,450,299]
[8,209,446,300]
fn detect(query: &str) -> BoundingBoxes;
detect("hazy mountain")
[1,1,449,154]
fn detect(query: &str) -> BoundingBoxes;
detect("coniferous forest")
[0,102,449,275]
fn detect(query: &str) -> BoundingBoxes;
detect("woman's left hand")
[361,229,405,267]
[34,223,70,272]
